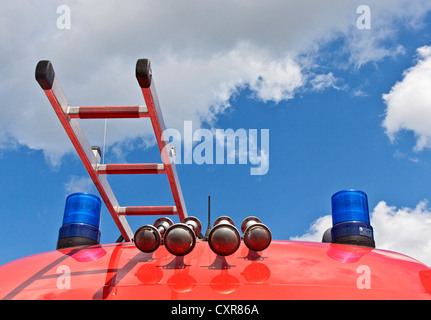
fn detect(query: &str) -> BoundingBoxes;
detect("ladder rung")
[97,163,165,174]
[67,106,149,119]
[118,206,177,216]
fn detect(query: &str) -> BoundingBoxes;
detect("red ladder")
[35,59,188,242]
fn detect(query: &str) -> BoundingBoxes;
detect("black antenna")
[204,195,211,241]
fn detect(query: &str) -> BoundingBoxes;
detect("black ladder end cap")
[35,60,55,90]
[136,59,152,88]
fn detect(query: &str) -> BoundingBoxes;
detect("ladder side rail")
[142,81,188,221]
[136,59,188,221]
[35,61,134,241]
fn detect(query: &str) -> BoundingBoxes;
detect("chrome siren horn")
[154,217,174,243]
[208,216,241,256]
[241,216,272,252]
[164,217,202,256]
[134,217,174,253]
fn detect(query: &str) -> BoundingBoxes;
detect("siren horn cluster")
[134,215,272,256]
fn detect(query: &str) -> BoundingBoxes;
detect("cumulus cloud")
[155,43,304,128]
[1,0,431,165]
[291,200,431,266]
[310,72,345,92]
[371,200,431,264]
[290,215,332,242]
[64,175,96,195]
[343,0,431,68]
[382,46,431,151]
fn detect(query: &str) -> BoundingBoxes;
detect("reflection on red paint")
[210,272,240,295]
[242,262,270,284]
[67,246,107,262]
[327,243,373,263]
[135,264,163,284]
[167,273,197,293]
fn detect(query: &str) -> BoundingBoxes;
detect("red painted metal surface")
[118,206,178,216]
[97,163,166,175]
[68,106,149,119]
[1,240,430,300]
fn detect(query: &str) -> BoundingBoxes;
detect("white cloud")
[290,215,332,242]
[382,46,431,151]
[343,1,431,68]
[371,200,431,265]
[292,200,431,266]
[310,72,345,92]
[154,43,305,128]
[1,0,431,165]
[64,175,96,195]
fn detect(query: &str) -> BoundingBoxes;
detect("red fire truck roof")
[1,240,430,300]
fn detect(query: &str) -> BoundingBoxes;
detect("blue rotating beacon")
[57,193,102,249]
[330,189,375,248]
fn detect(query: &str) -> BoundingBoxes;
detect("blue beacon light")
[57,193,102,250]
[330,189,375,248]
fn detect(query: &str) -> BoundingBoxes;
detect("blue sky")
[2,1,431,266]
